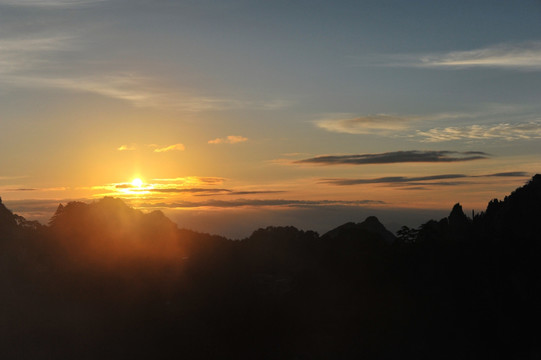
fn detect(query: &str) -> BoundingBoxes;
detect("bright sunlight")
[132,178,143,188]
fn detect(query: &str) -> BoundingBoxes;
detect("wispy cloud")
[417,41,541,70]
[370,41,541,71]
[322,172,529,186]
[314,106,523,136]
[295,150,489,166]
[107,179,285,198]
[0,0,105,7]
[195,190,286,197]
[9,74,247,111]
[3,188,37,191]
[151,177,226,186]
[137,187,230,194]
[0,176,28,181]
[0,33,287,112]
[153,143,185,153]
[10,72,291,112]
[117,144,136,151]
[417,121,541,142]
[0,186,68,193]
[315,107,541,143]
[316,114,412,135]
[208,135,248,144]
[0,36,71,75]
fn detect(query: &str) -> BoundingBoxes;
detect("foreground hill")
[0,175,540,359]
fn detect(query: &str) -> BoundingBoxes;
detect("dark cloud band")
[322,172,529,186]
[141,199,385,209]
[295,150,489,165]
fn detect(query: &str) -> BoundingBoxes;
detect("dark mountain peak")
[323,216,396,244]
[0,198,17,232]
[450,202,463,215]
[50,197,178,231]
[482,174,541,218]
[449,203,469,223]
[46,197,184,264]
[0,199,42,234]
[478,174,541,239]
[530,173,541,185]
[358,216,396,244]
[447,203,471,238]
[505,174,541,200]
[248,226,318,243]
[360,215,385,230]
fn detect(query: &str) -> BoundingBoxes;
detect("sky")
[1,0,540,237]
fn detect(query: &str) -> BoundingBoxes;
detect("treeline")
[0,175,540,359]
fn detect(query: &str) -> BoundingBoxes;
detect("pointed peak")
[449,203,466,218]
[361,216,383,226]
[451,203,463,212]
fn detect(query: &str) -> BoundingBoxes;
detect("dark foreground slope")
[0,176,540,359]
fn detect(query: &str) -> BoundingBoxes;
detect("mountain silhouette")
[0,175,540,359]
[322,215,396,244]
[0,196,17,235]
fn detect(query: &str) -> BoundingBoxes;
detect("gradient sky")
[1,0,540,237]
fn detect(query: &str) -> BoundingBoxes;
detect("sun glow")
[132,178,143,188]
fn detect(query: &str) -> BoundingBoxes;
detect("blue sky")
[1,0,540,237]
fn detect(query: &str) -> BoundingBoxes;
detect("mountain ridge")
[0,175,540,359]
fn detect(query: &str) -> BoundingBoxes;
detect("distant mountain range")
[0,175,540,359]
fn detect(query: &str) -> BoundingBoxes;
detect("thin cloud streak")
[196,190,286,197]
[314,106,525,136]
[296,151,489,166]
[153,143,185,153]
[0,176,28,181]
[117,144,136,151]
[140,188,230,194]
[208,135,248,144]
[9,74,290,112]
[0,36,71,75]
[417,121,541,142]
[369,41,541,70]
[9,74,244,111]
[142,199,385,209]
[417,41,541,70]
[112,183,285,196]
[0,33,287,112]
[322,172,529,186]
[316,114,410,135]
[151,177,226,185]
[0,0,105,7]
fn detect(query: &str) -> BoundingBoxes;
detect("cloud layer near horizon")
[142,198,385,209]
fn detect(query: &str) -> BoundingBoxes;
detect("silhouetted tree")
[396,225,418,244]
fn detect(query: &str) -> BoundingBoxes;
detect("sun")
[132,178,143,188]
